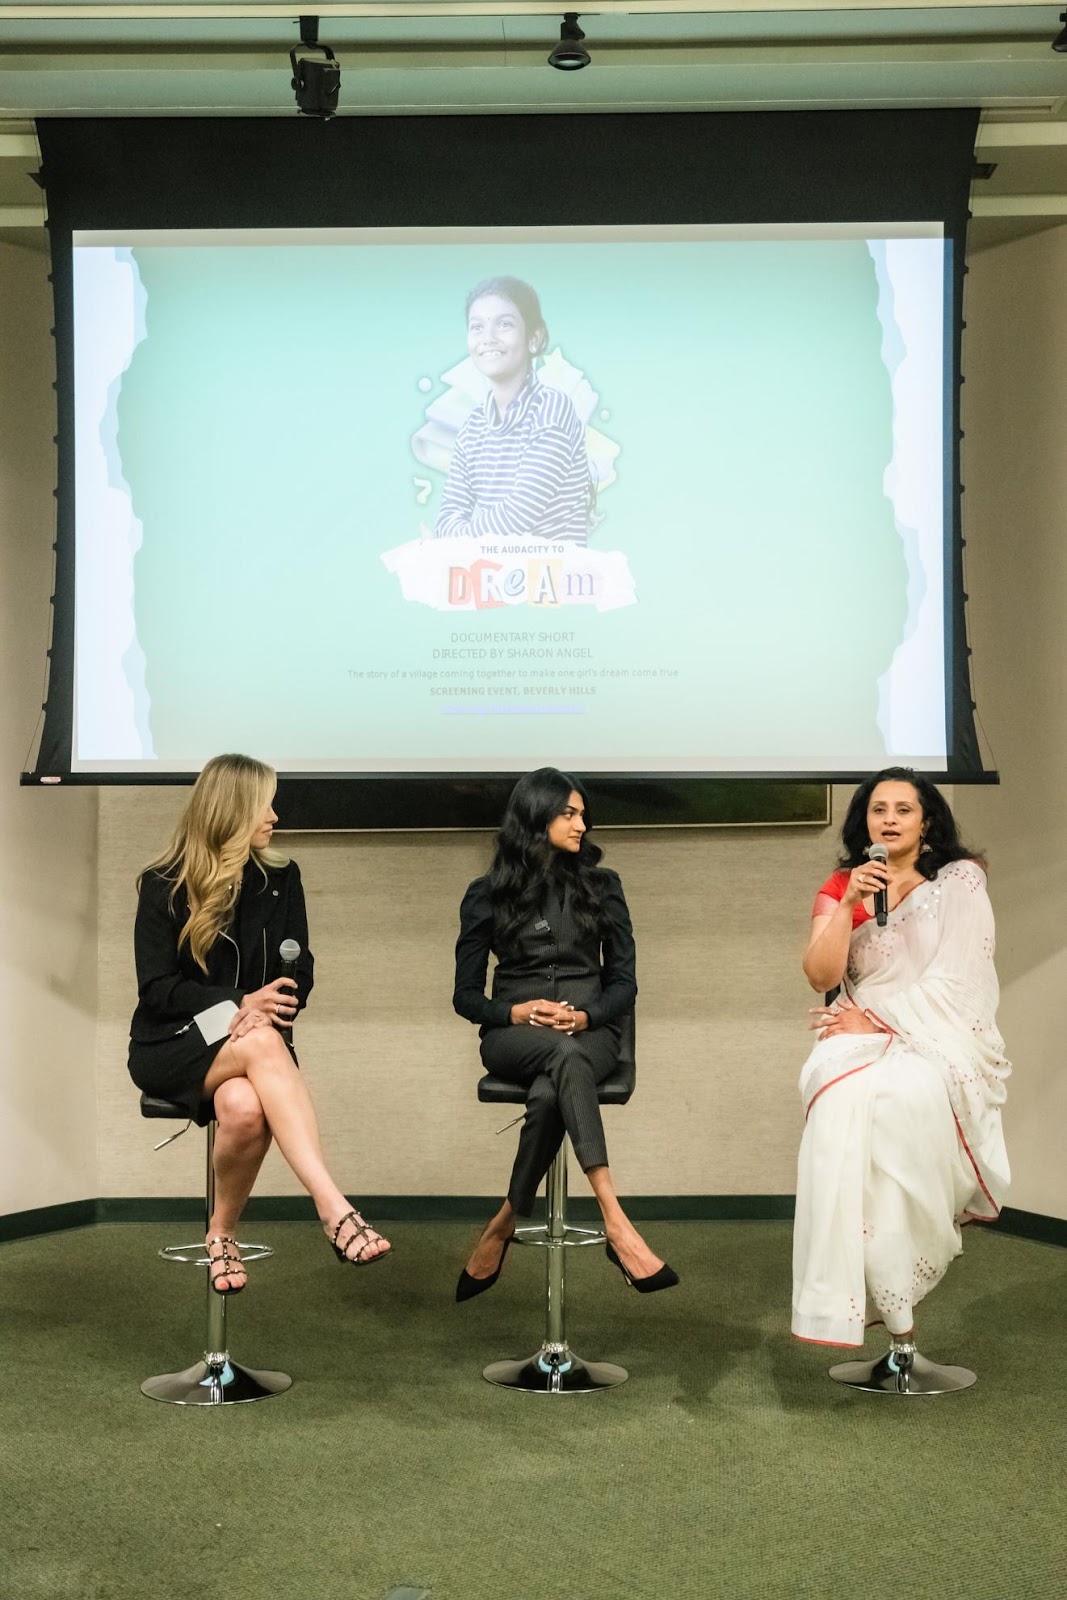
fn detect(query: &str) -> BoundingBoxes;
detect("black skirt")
[127,1031,228,1126]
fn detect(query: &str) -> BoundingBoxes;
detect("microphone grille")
[279,938,302,963]
[866,844,889,863]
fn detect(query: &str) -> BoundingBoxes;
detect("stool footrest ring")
[514,1223,605,1249]
[158,1241,274,1266]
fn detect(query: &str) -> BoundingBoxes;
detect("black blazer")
[452,868,637,1035]
[129,857,314,1047]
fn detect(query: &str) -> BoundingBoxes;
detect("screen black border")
[28,110,989,823]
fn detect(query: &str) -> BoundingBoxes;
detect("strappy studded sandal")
[206,1234,247,1295]
[326,1210,390,1266]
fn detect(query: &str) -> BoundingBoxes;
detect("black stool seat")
[477,1063,634,1106]
[477,1010,636,1106]
[140,1093,189,1119]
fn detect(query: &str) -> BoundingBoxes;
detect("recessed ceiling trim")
[2,39,1057,68]
[2,0,1062,18]
[977,119,1067,143]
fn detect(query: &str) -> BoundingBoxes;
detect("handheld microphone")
[279,939,301,1027]
[865,844,889,927]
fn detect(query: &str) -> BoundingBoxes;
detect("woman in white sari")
[792,769,1010,1348]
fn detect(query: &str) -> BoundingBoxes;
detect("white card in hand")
[193,1000,239,1045]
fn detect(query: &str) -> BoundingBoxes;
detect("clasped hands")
[809,994,882,1041]
[228,977,298,1039]
[510,998,588,1034]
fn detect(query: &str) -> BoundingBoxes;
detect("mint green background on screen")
[115,240,908,770]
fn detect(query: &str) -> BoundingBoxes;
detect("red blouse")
[812,869,872,929]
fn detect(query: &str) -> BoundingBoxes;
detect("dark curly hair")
[838,767,983,881]
[487,767,605,952]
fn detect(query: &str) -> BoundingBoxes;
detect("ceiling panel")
[1,2,1066,248]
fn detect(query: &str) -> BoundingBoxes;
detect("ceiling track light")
[1053,10,1067,51]
[548,12,590,72]
[291,14,340,119]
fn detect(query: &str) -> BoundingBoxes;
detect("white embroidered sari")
[792,859,1010,1348]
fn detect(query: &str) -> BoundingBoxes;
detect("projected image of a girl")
[434,276,594,546]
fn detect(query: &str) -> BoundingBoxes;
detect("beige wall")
[98,787,842,1199]
[5,221,1066,1221]
[0,240,98,1216]
[957,223,1067,1222]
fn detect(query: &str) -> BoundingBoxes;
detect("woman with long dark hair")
[452,766,677,1299]
[128,754,390,1291]
[792,767,1010,1347]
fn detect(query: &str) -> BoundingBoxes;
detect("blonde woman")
[128,753,389,1291]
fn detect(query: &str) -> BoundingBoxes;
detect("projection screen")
[30,112,985,819]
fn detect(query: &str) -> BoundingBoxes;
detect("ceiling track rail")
[1,0,1062,19]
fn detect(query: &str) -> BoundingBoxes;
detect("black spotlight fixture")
[1054,10,1067,50]
[291,15,340,118]
[548,12,590,71]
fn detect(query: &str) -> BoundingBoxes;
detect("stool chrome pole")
[141,1120,292,1406]
[828,1333,977,1396]
[483,1144,628,1395]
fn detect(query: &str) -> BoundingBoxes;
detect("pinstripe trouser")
[479,1025,620,1216]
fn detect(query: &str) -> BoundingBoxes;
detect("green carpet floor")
[0,1221,1062,1600]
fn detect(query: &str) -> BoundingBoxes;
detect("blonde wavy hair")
[141,753,288,971]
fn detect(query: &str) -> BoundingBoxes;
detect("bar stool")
[475,1012,636,1395]
[829,1334,977,1395]
[139,1094,293,1406]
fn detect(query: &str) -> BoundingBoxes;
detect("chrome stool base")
[144,1233,292,1404]
[829,1338,977,1395]
[482,1145,627,1395]
[142,1356,293,1406]
[139,1110,292,1405]
[484,1343,628,1394]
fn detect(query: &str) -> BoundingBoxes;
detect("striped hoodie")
[434,373,592,545]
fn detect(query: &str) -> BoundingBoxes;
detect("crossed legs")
[204,1078,272,1291]
[201,1026,390,1282]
